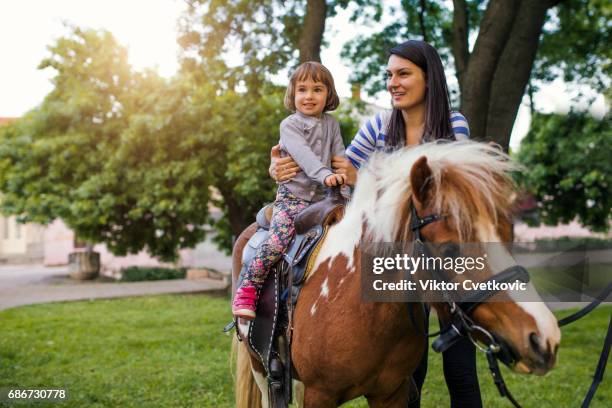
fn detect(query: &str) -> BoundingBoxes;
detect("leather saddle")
[233,187,345,407]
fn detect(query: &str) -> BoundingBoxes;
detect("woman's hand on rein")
[332,155,357,187]
[269,144,300,182]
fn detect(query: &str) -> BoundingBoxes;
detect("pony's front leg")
[303,387,338,408]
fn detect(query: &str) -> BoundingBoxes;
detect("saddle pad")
[242,228,269,265]
[303,225,329,282]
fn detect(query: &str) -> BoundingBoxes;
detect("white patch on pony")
[515,298,561,350]
[312,223,359,274]
[320,277,329,298]
[237,319,251,340]
[478,224,561,350]
[252,369,270,408]
[310,301,318,316]
[311,277,332,316]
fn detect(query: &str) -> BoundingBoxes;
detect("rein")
[409,203,611,408]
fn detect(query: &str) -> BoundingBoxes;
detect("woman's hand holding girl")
[269,144,301,182]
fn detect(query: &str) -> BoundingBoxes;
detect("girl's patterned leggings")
[243,185,309,288]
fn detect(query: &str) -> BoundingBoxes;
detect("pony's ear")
[410,156,433,206]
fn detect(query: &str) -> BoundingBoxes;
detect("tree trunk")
[451,0,469,92]
[216,184,254,239]
[458,0,562,149]
[299,0,327,63]
[485,0,551,149]
[460,0,520,142]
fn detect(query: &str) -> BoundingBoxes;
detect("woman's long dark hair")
[386,40,454,149]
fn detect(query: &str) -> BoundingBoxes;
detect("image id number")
[1,388,68,401]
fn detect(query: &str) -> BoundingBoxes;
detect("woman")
[270,40,481,408]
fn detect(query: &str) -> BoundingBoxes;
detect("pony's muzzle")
[523,332,557,375]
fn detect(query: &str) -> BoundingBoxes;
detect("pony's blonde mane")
[314,141,520,272]
[356,140,518,242]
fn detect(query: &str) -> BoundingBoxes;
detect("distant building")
[42,218,231,277]
[0,117,46,263]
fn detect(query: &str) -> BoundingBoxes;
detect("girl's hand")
[269,144,301,182]
[324,173,346,187]
[331,156,357,186]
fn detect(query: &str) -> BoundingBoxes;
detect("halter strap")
[410,206,444,232]
[456,265,530,315]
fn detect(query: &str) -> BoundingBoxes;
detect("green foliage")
[178,0,373,86]
[514,236,612,253]
[534,0,611,94]
[516,112,611,232]
[0,27,285,259]
[208,86,287,253]
[332,99,364,147]
[532,236,612,251]
[341,0,481,97]
[120,266,187,282]
[0,28,214,261]
[178,0,293,91]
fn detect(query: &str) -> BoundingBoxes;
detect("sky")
[0,0,607,150]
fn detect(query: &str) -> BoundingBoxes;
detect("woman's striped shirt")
[346,110,470,169]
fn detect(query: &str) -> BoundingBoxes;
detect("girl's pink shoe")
[232,285,258,320]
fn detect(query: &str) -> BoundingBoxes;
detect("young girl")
[232,62,346,320]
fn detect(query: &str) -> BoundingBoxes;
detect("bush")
[120,266,187,282]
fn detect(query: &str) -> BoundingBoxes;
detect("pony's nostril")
[529,332,541,354]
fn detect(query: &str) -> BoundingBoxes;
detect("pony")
[232,141,561,407]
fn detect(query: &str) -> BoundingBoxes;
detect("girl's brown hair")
[284,62,340,112]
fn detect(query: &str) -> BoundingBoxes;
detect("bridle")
[409,204,530,407]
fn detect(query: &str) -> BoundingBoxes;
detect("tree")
[177,0,366,80]
[0,27,286,259]
[342,0,610,149]
[299,0,327,62]
[0,19,367,257]
[175,0,369,249]
[0,28,212,261]
[181,1,609,150]
[516,112,611,232]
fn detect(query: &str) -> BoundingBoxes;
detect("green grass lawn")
[0,295,609,407]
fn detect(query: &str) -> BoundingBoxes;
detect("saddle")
[234,188,345,407]
[256,187,345,234]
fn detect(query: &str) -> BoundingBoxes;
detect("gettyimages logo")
[361,242,612,303]
[371,252,487,275]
